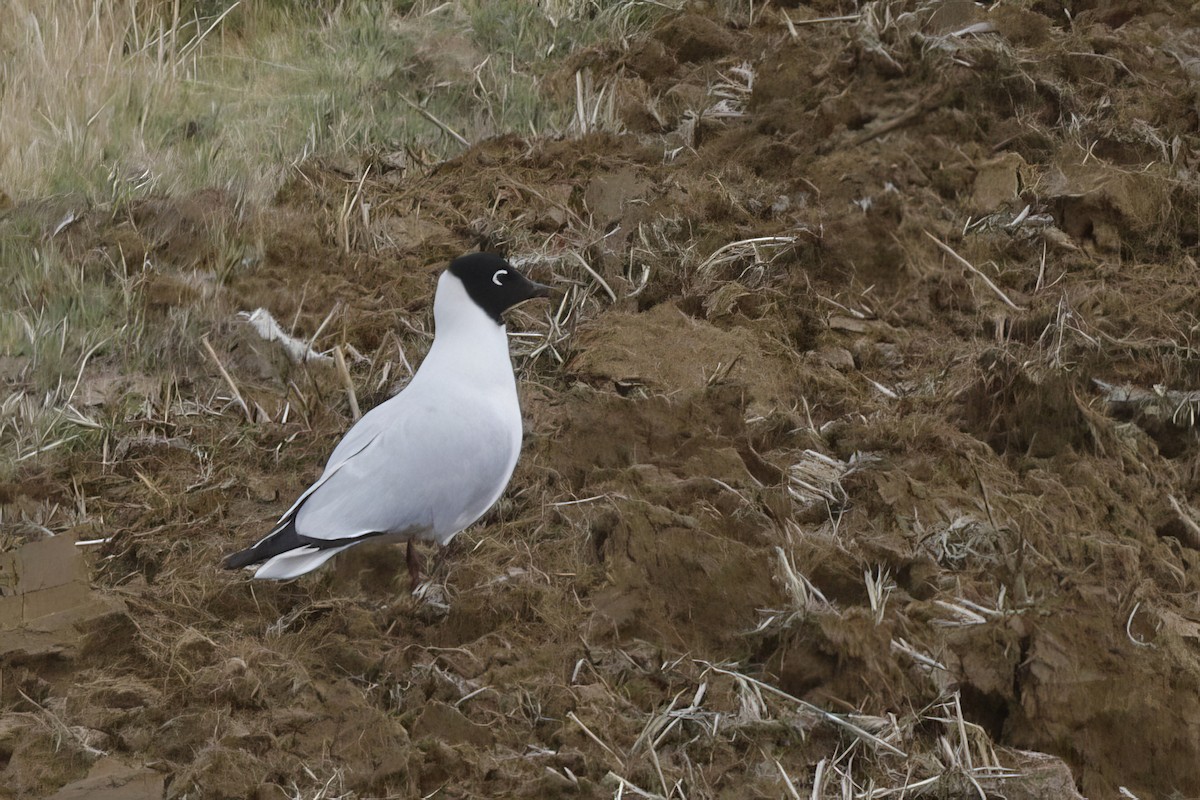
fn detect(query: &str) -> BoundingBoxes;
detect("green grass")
[1,0,675,204]
[0,231,112,476]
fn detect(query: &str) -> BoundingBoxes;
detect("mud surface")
[4,3,1200,798]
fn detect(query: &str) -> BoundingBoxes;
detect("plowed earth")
[3,3,1200,799]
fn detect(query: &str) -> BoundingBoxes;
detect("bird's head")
[444,253,552,324]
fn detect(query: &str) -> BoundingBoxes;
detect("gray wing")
[293,391,518,543]
[265,392,400,527]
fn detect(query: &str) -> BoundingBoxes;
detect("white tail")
[252,545,351,580]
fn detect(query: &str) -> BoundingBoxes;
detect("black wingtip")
[221,548,257,570]
[222,516,306,571]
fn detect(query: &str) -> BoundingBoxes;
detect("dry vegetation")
[3,1,1200,799]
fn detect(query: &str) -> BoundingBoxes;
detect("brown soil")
[4,2,1200,798]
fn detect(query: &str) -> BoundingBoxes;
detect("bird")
[222,252,551,585]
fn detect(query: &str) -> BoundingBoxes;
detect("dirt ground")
[3,2,1200,798]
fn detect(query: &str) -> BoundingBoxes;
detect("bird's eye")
[492,269,508,286]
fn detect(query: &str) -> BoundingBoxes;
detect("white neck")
[418,271,515,389]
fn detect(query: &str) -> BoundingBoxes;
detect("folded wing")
[225,387,519,579]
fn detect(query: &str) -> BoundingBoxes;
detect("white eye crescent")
[492,269,508,286]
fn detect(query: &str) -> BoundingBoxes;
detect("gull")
[222,253,550,584]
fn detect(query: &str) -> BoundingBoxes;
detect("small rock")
[855,341,905,369]
[174,628,218,665]
[249,479,277,504]
[45,757,164,800]
[412,701,494,748]
[813,347,856,372]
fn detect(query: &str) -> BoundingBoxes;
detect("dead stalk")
[700,663,907,757]
[398,92,469,147]
[200,334,254,424]
[784,13,860,26]
[333,345,361,421]
[925,230,1026,311]
[567,711,625,769]
[1168,495,1200,549]
[569,250,617,302]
